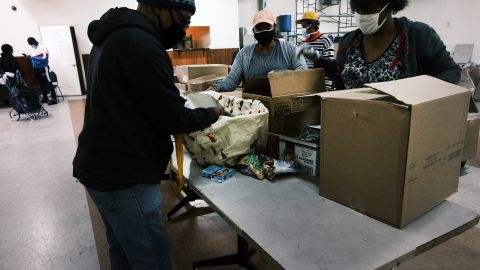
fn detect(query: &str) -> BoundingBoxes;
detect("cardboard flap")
[267,69,325,97]
[301,88,374,98]
[187,74,225,85]
[366,75,469,105]
[325,93,389,101]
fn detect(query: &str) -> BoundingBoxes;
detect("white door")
[40,25,82,96]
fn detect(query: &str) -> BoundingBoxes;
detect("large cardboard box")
[242,69,324,134]
[175,64,229,84]
[317,76,470,228]
[463,114,480,160]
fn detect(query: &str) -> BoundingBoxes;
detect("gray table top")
[172,151,479,270]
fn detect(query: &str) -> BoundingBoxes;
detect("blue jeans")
[87,184,171,270]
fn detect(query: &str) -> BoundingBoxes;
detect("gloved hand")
[296,45,322,62]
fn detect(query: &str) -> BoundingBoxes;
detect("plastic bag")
[183,91,269,166]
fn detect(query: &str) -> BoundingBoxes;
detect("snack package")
[201,165,223,178]
[236,153,275,180]
[211,168,236,183]
[274,159,302,175]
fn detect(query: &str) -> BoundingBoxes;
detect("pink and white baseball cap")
[252,10,276,27]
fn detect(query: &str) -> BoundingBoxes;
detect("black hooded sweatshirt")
[0,52,21,73]
[73,8,218,190]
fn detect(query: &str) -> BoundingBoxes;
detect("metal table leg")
[192,235,257,270]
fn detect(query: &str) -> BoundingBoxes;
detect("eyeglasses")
[253,23,275,33]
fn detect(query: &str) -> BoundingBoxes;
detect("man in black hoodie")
[73,0,223,269]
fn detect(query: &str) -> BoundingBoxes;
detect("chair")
[48,71,64,102]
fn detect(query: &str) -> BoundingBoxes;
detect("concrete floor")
[1,99,480,270]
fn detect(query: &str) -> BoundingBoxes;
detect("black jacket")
[0,53,21,73]
[318,17,461,89]
[73,8,218,190]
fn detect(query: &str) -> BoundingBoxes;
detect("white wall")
[398,0,480,64]
[1,0,40,56]
[2,0,239,57]
[29,0,138,54]
[192,0,239,49]
[238,0,258,28]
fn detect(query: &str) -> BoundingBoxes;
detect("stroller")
[0,71,48,121]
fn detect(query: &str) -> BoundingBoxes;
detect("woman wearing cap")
[296,11,335,89]
[211,10,307,92]
[297,0,460,90]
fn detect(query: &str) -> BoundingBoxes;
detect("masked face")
[254,30,275,46]
[30,44,37,49]
[354,3,390,35]
[253,23,275,46]
[302,24,312,38]
[158,9,191,49]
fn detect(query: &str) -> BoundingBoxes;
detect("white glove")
[296,45,321,62]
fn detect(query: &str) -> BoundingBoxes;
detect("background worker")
[27,37,57,104]
[296,11,335,89]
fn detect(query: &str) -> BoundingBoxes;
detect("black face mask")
[254,30,275,46]
[158,9,190,49]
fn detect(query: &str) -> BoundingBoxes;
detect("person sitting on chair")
[27,37,57,105]
[1,44,22,74]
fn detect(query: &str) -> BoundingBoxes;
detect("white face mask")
[302,24,312,38]
[354,4,389,35]
[302,24,318,39]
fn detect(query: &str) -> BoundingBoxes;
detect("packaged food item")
[297,125,320,144]
[201,165,223,178]
[236,153,275,180]
[274,159,302,175]
[211,168,236,182]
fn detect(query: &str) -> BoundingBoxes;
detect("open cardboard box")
[242,69,325,135]
[242,69,325,159]
[310,75,471,228]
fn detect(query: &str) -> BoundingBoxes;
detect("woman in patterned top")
[297,0,461,90]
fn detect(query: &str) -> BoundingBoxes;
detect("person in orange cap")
[296,10,335,89]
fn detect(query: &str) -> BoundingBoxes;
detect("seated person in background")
[296,11,335,89]
[297,0,461,90]
[0,44,22,74]
[211,10,307,92]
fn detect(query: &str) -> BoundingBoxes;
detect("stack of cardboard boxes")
[174,64,230,92]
